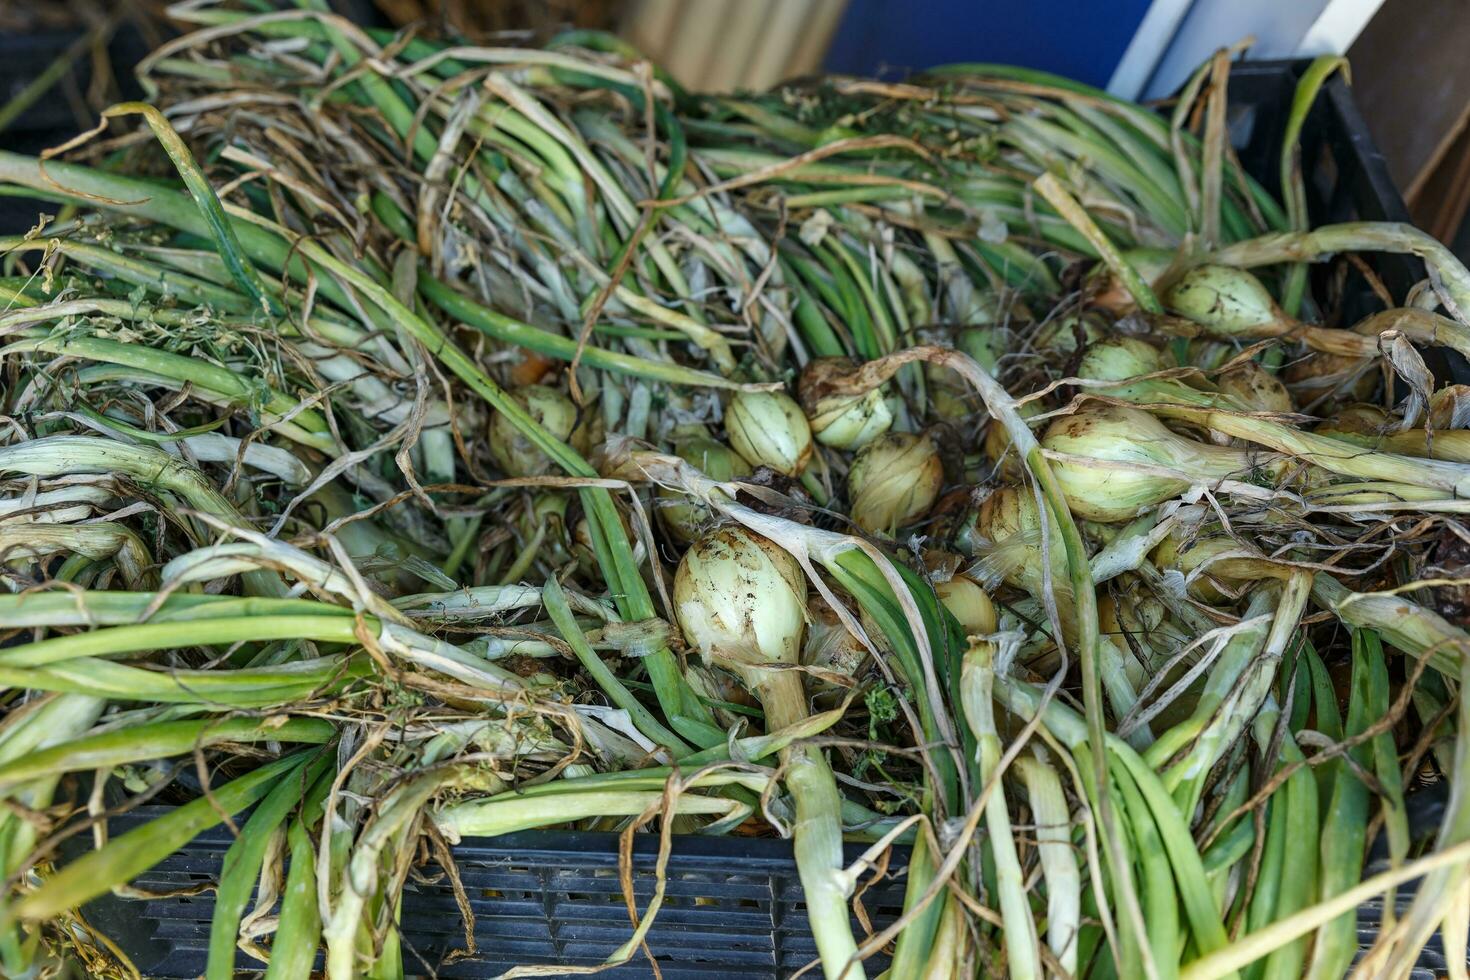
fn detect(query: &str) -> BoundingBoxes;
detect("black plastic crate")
[82,808,907,979]
[8,56,1455,979]
[1226,60,1443,368]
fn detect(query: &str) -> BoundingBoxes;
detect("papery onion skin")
[848,431,944,535]
[726,390,813,476]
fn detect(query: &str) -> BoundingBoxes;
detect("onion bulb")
[803,594,870,686]
[1077,338,1265,417]
[1315,405,1389,437]
[1207,359,1293,445]
[983,397,1045,481]
[959,324,1012,373]
[1040,403,1274,521]
[1162,264,1292,339]
[935,574,997,636]
[673,526,858,973]
[1098,583,1168,647]
[848,432,943,535]
[927,303,1017,418]
[1282,315,1384,402]
[972,485,1060,599]
[726,390,812,476]
[658,438,750,544]
[515,492,572,565]
[1430,385,1470,429]
[489,384,577,477]
[1077,336,1166,383]
[1215,359,1293,414]
[798,357,893,451]
[1033,311,1110,355]
[1098,582,1171,667]
[674,526,807,675]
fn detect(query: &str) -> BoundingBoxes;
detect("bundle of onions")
[6,11,1470,979]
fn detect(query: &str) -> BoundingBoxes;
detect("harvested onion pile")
[0,5,1467,979]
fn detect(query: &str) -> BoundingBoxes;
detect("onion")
[658,438,750,545]
[1315,405,1389,437]
[976,484,1042,545]
[1041,403,1274,521]
[1074,342,1457,494]
[1162,264,1292,339]
[972,485,1058,598]
[1033,311,1110,355]
[802,594,870,685]
[515,492,573,565]
[1205,359,1294,445]
[1077,337,1248,413]
[1283,348,1378,402]
[489,384,577,477]
[928,316,1016,419]
[1430,384,1470,429]
[674,526,807,675]
[935,574,997,636]
[1077,336,1167,383]
[1216,360,1293,414]
[726,390,812,476]
[982,397,1044,481]
[1098,583,1168,654]
[847,432,943,535]
[798,357,893,451]
[572,504,642,576]
[673,526,858,972]
[958,324,1012,373]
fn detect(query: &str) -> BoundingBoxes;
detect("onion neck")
[754,669,865,980]
[1322,428,1470,464]
[1154,426,1275,481]
[1169,408,1470,494]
